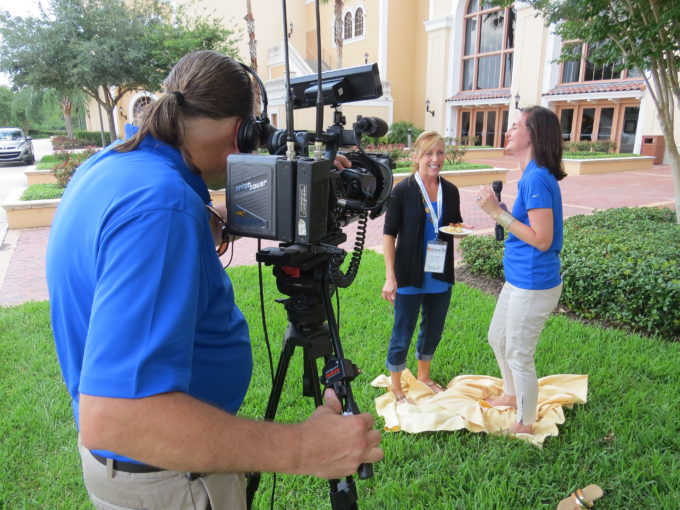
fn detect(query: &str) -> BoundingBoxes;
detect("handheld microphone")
[492,180,504,241]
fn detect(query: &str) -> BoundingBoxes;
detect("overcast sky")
[0,0,44,86]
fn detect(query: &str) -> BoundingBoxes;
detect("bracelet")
[496,210,515,229]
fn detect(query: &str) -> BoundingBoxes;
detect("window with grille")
[354,7,364,36]
[344,12,353,40]
[461,0,515,91]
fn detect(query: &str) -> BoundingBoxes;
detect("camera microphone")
[492,180,504,241]
[354,116,388,138]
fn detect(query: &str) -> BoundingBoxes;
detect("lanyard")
[414,172,442,230]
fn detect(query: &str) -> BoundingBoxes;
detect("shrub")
[28,129,67,138]
[20,183,65,201]
[459,207,679,340]
[560,207,678,339]
[459,234,504,279]
[563,140,616,153]
[445,144,466,165]
[50,147,99,188]
[386,121,423,145]
[74,130,112,147]
[52,158,79,188]
[51,136,81,150]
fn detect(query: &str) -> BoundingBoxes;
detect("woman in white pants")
[476,106,566,435]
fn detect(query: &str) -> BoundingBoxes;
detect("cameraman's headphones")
[237,63,277,153]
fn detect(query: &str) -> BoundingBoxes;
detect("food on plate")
[447,223,464,234]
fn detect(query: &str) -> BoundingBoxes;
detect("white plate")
[439,225,473,237]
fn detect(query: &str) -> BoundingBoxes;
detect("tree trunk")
[244,0,257,72]
[61,95,74,138]
[334,0,343,69]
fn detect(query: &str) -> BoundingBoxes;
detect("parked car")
[0,127,35,165]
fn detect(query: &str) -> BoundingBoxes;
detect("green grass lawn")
[563,152,643,159]
[36,152,91,170]
[394,162,492,173]
[1,251,678,509]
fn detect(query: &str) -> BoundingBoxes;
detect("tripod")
[246,245,372,510]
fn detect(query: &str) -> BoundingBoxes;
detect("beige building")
[89,0,678,162]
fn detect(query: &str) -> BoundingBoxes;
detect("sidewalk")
[0,158,675,307]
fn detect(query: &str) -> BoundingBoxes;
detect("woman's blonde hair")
[116,50,255,168]
[410,130,445,173]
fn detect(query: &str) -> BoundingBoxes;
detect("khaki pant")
[78,442,246,510]
[488,281,563,425]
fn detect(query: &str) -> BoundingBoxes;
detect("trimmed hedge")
[459,207,679,340]
[74,130,112,146]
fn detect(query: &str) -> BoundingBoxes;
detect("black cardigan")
[383,175,463,288]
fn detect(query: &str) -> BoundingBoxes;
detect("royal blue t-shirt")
[46,126,252,463]
[503,160,563,290]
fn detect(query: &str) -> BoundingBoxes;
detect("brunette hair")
[116,51,254,159]
[411,130,445,173]
[523,105,567,181]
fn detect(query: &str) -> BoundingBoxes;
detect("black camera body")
[227,149,392,246]
[226,64,393,247]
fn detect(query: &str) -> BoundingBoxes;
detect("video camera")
[226,63,394,248]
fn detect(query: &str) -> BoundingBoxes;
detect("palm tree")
[244,0,257,71]
[321,0,344,69]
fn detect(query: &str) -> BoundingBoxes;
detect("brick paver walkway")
[0,157,674,307]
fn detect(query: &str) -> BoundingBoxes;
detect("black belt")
[91,451,164,474]
[90,451,202,480]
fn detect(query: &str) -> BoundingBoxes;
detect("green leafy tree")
[511,0,680,223]
[0,85,12,125]
[0,0,240,141]
[11,86,45,132]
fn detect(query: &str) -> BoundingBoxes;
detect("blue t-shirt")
[46,126,252,463]
[399,202,451,295]
[503,160,563,290]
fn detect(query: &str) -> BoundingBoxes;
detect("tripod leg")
[246,337,297,509]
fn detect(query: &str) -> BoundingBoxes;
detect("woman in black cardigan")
[381,131,467,404]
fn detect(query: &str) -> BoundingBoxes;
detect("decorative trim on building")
[446,89,511,106]
[543,80,645,98]
[424,16,455,33]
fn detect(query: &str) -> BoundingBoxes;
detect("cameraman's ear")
[231,118,243,154]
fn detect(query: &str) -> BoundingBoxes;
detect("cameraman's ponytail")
[116,51,254,159]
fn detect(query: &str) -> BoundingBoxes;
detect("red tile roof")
[446,89,511,102]
[543,80,645,96]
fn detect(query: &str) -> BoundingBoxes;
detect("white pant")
[488,281,562,425]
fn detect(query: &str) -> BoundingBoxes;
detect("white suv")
[0,128,35,165]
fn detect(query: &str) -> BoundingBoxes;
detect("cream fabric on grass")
[372,369,587,448]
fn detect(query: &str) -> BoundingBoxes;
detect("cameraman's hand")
[333,153,352,171]
[297,388,383,479]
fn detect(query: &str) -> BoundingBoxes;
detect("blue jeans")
[386,288,452,372]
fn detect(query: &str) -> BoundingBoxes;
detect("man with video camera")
[46,50,383,510]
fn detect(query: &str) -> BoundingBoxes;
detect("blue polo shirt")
[46,126,252,463]
[503,160,563,290]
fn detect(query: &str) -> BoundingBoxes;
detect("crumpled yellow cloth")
[372,369,588,447]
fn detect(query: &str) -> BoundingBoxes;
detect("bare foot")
[394,393,414,405]
[509,422,534,435]
[486,394,517,408]
[419,379,445,393]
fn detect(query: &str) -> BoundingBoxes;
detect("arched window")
[461,0,515,91]
[344,12,353,40]
[132,96,154,125]
[354,7,364,37]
